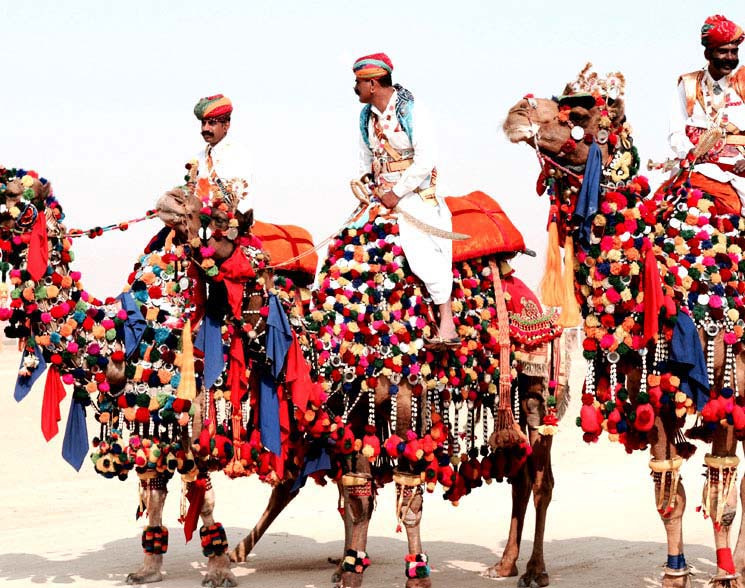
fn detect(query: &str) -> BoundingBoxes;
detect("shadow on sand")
[0,531,727,587]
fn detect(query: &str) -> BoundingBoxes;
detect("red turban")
[353,53,393,80]
[193,94,233,120]
[701,15,744,48]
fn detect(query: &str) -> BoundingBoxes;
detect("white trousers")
[396,193,453,305]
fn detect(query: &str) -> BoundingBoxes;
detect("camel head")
[156,186,202,244]
[503,63,633,173]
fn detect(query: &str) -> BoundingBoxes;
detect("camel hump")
[445,191,526,262]
[251,220,318,283]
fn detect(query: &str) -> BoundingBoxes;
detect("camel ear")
[237,208,254,234]
[608,97,625,124]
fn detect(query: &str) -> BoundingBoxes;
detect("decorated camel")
[1,165,329,588]
[504,64,745,587]
[282,188,566,588]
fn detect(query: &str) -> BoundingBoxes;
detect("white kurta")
[359,90,453,304]
[668,67,745,211]
[195,138,253,213]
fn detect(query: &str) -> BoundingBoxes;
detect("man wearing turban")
[668,15,745,215]
[352,52,458,348]
[192,94,253,212]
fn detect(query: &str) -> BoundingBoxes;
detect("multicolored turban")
[701,15,744,48]
[353,53,393,80]
[193,94,233,121]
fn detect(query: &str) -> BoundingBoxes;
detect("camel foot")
[335,571,363,588]
[661,572,691,588]
[126,570,163,585]
[202,554,237,588]
[518,571,549,588]
[481,560,518,579]
[329,558,343,585]
[406,577,432,588]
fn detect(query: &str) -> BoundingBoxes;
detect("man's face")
[353,77,375,103]
[707,43,740,79]
[201,118,230,146]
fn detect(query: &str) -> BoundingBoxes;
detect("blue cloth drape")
[574,141,602,245]
[14,345,47,402]
[194,314,224,390]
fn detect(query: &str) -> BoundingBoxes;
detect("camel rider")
[193,94,253,213]
[668,14,745,215]
[353,52,459,348]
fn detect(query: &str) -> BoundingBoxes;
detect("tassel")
[176,319,196,400]
[540,218,564,307]
[41,366,66,441]
[558,235,581,327]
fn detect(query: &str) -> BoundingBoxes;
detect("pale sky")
[2,0,742,296]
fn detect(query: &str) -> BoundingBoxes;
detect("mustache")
[354,87,360,96]
[202,131,214,138]
[712,57,739,69]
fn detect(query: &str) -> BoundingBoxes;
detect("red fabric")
[285,335,311,411]
[41,366,66,441]
[702,15,744,48]
[252,220,317,281]
[643,248,664,344]
[716,547,736,574]
[27,213,48,281]
[446,191,526,262]
[227,335,247,403]
[187,262,207,326]
[219,246,256,319]
[182,477,207,542]
[657,172,741,215]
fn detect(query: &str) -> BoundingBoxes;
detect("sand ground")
[0,343,737,588]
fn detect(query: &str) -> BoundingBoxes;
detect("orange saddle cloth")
[252,220,318,284]
[445,191,526,262]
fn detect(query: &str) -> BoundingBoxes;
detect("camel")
[293,191,566,588]
[503,63,745,588]
[1,166,328,588]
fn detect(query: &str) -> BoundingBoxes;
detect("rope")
[63,209,159,239]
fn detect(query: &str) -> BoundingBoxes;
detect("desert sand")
[0,341,734,588]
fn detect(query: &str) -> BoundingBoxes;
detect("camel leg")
[519,427,553,588]
[731,445,745,584]
[230,479,299,562]
[199,478,237,588]
[127,480,168,585]
[649,417,690,588]
[397,479,431,588]
[705,427,740,588]
[337,455,374,588]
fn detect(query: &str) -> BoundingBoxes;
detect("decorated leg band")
[663,553,688,577]
[405,553,430,579]
[141,474,169,491]
[342,474,373,497]
[649,456,683,516]
[342,549,371,574]
[395,473,423,531]
[701,454,739,527]
[200,522,228,558]
[142,525,169,555]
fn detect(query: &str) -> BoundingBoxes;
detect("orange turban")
[193,94,233,120]
[353,53,393,80]
[701,15,744,48]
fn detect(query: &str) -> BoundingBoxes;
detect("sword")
[349,179,470,241]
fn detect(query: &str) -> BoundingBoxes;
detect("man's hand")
[379,189,401,209]
[733,160,745,176]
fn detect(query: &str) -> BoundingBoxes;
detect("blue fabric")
[260,293,293,456]
[359,85,415,149]
[62,400,88,471]
[117,291,147,358]
[291,446,331,492]
[666,553,687,570]
[574,141,602,246]
[194,314,224,390]
[669,311,710,411]
[14,345,47,402]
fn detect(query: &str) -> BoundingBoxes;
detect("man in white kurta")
[353,53,457,346]
[668,14,745,215]
[193,93,253,213]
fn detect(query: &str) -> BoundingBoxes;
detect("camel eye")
[569,110,589,124]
